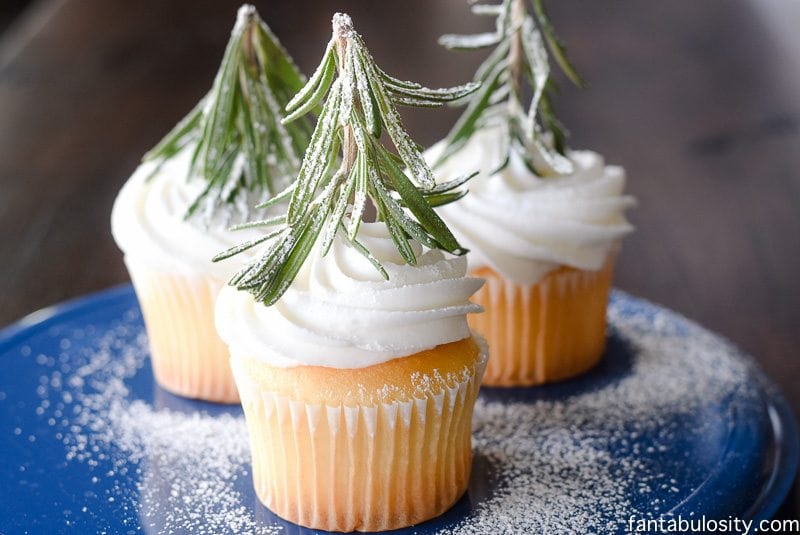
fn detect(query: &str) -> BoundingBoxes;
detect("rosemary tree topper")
[144,4,312,221]
[436,0,584,176]
[214,12,479,306]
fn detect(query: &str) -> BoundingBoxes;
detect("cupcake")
[216,225,486,531]
[111,148,264,403]
[212,12,484,529]
[430,0,635,386]
[429,128,634,386]
[110,5,310,403]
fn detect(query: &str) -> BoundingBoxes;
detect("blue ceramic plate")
[0,285,797,534]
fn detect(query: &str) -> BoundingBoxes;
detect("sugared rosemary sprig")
[436,0,584,176]
[143,5,312,221]
[213,12,479,306]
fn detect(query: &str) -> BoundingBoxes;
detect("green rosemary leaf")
[286,40,335,113]
[346,122,369,239]
[283,46,335,123]
[255,182,295,209]
[393,97,442,108]
[186,134,205,182]
[253,21,306,98]
[230,215,286,231]
[232,225,297,289]
[319,131,343,193]
[425,170,479,194]
[419,189,469,208]
[143,96,205,163]
[531,0,586,88]
[350,160,370,240]
[520,16,549,129]
[366,87,382,137]
[287,78,341,223]
[321,173,351,255]
[381,201,417,265]
[255,198,331,305]
[383,151,406,168]
[238,74,271,193]
[353,49,381,137]
[229,229,290,288]
[376,66,422,91]
[474,37,511,83]
[185,147,238,220]
[385,81,479,104]
[184,178,216,220]
[362,54,436,190]
[436,59,508,167]
[379,150,461,253]
[512,117,572,175]
[339,45,358,125]
[438,0,585,177]
[369,169,438,249]
[487,83,512,108]
[211,229,283,262]
[538,91,567,154]
[218,13,473,306]
[439,32,502,50]
[471,3,505,16]
[201,29,243,179]
[489,153,511,175]
[143,6,311,221]
[349,234,389,280]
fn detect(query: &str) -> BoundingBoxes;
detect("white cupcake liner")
[231,342,487,531]
[125,256,239,403]
[472,257,615,386]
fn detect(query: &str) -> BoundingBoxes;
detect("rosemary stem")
[238,20,256,103]
[334,15,358,178]
[218,11,474,304]
[509,0,525,106]
[242,12,256,64]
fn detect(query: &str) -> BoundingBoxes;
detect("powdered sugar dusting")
[27,311,280,534]
[20,291,757,533]
[440,295,756,533]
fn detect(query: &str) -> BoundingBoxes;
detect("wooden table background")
[1,0,798,521]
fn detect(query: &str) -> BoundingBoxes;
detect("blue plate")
[0,285,797,534]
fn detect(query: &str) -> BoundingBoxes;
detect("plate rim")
[0,284,134,348]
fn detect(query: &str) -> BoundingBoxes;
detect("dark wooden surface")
[1,0,798,521]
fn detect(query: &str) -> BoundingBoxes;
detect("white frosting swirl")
[215,223,484,369]
[428,127,635,285]
[111,148,264,279]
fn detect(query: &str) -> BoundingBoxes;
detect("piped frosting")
[215,223,483,368]
[428,127,635,285]
[111,147,263,279]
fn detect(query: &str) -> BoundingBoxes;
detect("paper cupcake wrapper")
[125,257,239,403]
[470,258,615,387]
[231,347,487,532]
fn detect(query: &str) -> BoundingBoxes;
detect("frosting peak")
[428,127,635,285]
[215,223,483,368]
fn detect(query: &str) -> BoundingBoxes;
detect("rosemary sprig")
[143,5,312,221]
[214,12,479,306]
[436,0,584,176]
